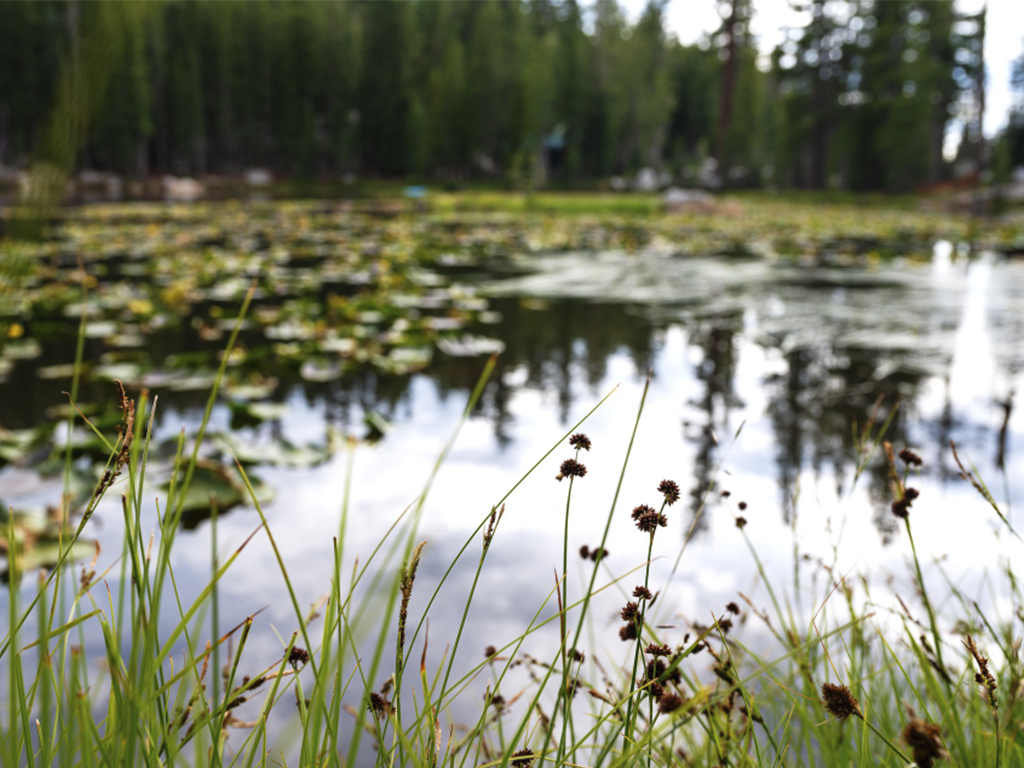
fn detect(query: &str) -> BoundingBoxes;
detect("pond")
[1,199,1022,752]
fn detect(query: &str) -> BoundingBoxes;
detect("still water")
[2,218,1023,749]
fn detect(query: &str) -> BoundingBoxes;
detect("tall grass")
[1,306,1023,768]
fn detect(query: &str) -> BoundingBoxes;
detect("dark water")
[2,231,1023,754]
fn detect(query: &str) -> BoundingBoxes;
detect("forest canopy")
[0,0,998,192]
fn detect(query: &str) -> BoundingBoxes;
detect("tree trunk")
[715,0,738,176]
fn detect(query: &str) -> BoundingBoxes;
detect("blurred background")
[0,0,1019,198]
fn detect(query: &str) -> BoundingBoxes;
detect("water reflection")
[475,250,1023,543]
[4,240,1024,762]
[5,251,1023,544]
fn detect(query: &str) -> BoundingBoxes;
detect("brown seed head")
[665,656,683,684]
[646,642,672,657]
[556,458,587,481]
[633,585,653,600]
[964,635,998,710]
[620,601,639,622]
[891,498,911,519]
[569,433,592,451]
[369,691,393,718]
[646,680,666,700]
[820,682,861,720]
[509,749,535,768]
[632,504,655,520]
[735,516,747,529]
[288,646,310,667]
[726,601,740,615]
[619,623,638,641]
[901,719,946,768]
[657,479,681,505]
[645,658,668,680]
[899,448,924,467]
[658,693,685,714]
[635,509,667,534]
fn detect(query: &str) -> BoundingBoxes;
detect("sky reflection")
[2,246,1023,755]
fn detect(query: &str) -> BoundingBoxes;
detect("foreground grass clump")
[1,315,1023,767]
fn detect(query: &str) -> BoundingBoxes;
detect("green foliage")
[0,0,1001,193]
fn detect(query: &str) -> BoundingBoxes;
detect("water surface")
[2,211,1023,751]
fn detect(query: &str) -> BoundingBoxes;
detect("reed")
[1,313,1022,768]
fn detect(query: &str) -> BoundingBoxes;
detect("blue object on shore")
[404,185,427,199]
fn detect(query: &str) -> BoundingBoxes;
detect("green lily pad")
[161,460,275,530]
[426,316,464,331]
[2,339,43,360]
[300,359,343,382]
[0,425,54,465]
[83,321,119,339]
[37,363,82,380]
[92,362,146,382]
[0,506,97,582]
[436,334,506,357]
[224,378,279,400]
[139,369,218,391]
[212,433,330,468]
[227,399,289,428]
[374,346,433,375]
[319,335,358,355]
[363,410,392,443]
[107,332,147,348]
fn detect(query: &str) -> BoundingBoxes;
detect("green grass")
[426,191,663,216]
[2,289,1024,768]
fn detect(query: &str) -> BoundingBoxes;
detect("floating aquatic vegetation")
[160,460,275,530]
[0,504,96,582]
[1,195,1021,542]
[212,433,330,468]
[436,335,506,357]
[0,425,54,466]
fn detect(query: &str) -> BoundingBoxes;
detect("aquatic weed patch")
[0,365,1022,766]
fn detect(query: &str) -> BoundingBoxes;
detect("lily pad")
[363,410,392,443]
[83,321,118,339]
[319,335,358,355]
[374,346,433,375]
[0,425,54,466]
[212,433,330,468]
[224,377,279,400]
[0,505,97,582]
[227,399,289,428]
[140,369,218,391]
[92,361,146,382]
[2,339,43,360]
[160,460,275,530]
[436,334,506,357]
[37,363,82,380]
[300,359,344,382]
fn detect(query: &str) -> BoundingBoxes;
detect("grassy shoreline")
[1,198,1023,765]
[1,334,1021,766]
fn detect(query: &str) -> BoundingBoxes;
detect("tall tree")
[714,0,753,176]
[358,1,414,175]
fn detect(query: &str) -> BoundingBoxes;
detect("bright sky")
[623,0,1019,137]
